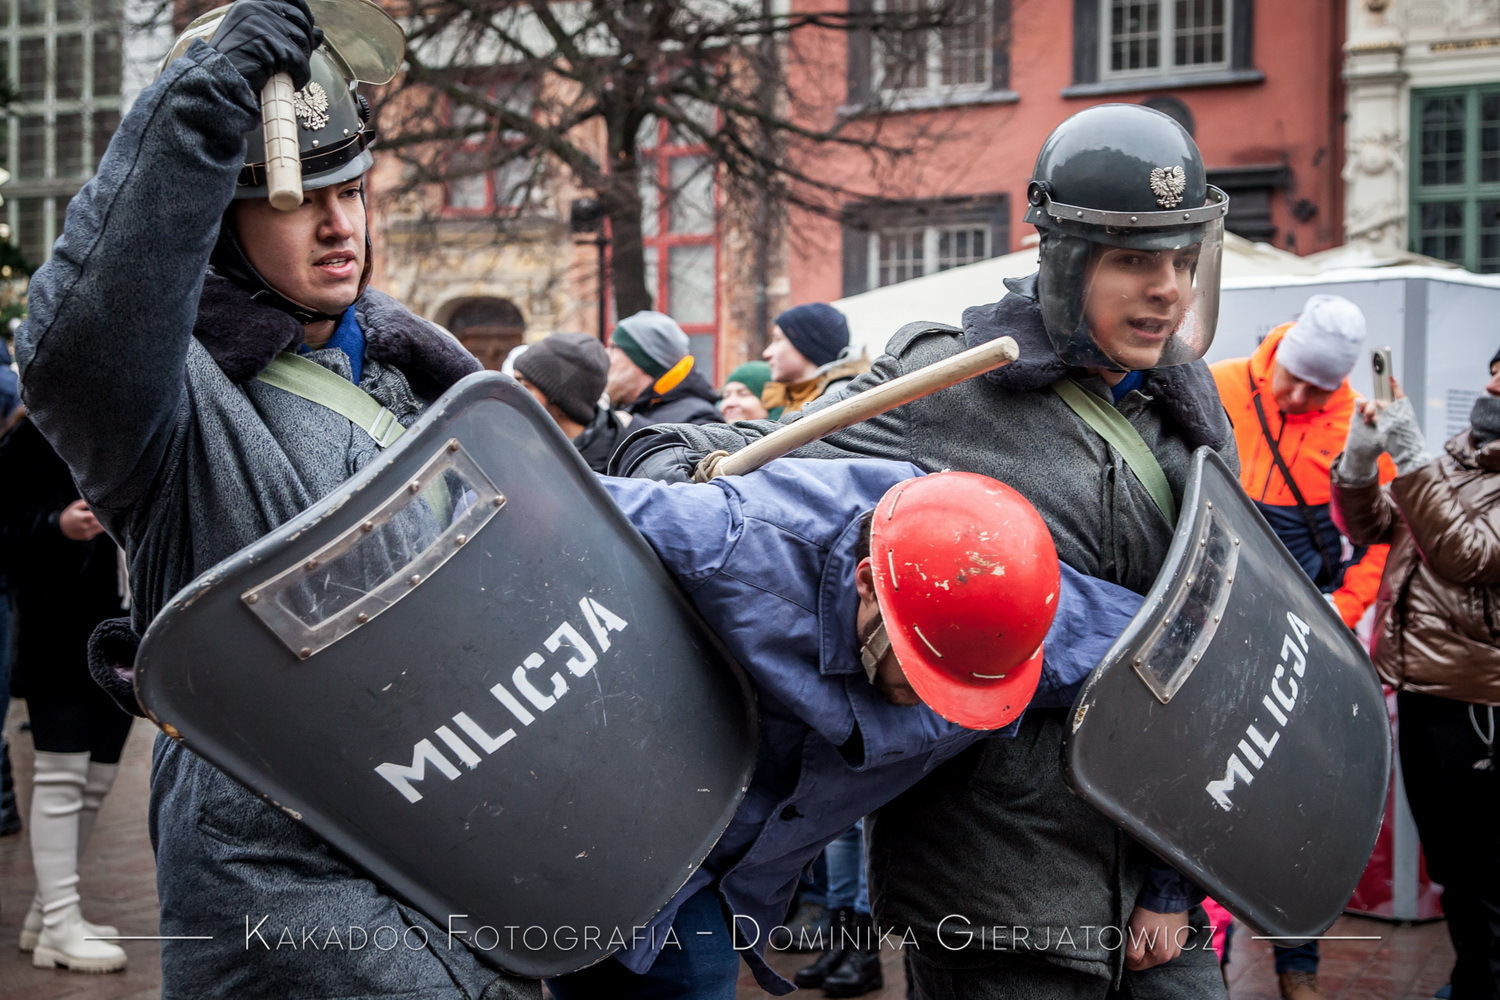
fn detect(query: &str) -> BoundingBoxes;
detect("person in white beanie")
[1210,293,1396,1000]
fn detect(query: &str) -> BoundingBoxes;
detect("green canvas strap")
[256,352,405,449]
[1051,378,1178,526]
[256,352,452,522]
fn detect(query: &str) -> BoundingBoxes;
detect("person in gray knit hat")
[606,310,720,427]
[514,332,630,473]
[1332,349,1500,1000]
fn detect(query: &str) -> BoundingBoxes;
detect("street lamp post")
[569,197,609,343]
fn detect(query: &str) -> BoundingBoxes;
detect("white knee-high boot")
[26,751,126,972]
[20,759,121,952]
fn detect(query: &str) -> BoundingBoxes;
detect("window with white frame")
[842,195,1006,295]
[878,0,992,94]
[871,223,989,287]
[1101,0,1228,79]
[3,0,123,267]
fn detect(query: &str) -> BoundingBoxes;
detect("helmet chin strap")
[209,188,373,328]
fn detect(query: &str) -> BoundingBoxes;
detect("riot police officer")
[613,103,1236,999]
[14,1,531,997]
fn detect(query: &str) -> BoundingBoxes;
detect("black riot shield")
[1064,447,1390,939]
[134,372,758,977]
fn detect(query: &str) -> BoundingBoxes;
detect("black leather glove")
[208,0,323,93]
[609,430,703,483]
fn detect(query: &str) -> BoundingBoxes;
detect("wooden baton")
[695,335,1019,482]
[263,72,302,212]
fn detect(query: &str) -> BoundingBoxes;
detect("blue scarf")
[300,306,365,383]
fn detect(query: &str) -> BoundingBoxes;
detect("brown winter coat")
[1330,429,1500,705]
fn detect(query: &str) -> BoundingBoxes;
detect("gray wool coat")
[17,43,534,1000]
[625,276,1237,993]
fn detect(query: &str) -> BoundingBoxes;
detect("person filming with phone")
[1209,293,1397,999]
[1330,348,1500,1000]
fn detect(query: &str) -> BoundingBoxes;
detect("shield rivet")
[1130,215,1138,223]
[299,647,312,659]
[456,534,468,545]
[1206,501,1214,509]
[448,440,460,453]
[1183,213,1191,221]
[362,521,375,532]
[409,481,421,493]
[409,574,422,586]
[305,559,319,571]
[246,593,260,605]
[356,612,369,624]
[492,497,504,507]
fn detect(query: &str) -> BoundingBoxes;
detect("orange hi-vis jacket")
[1210,323,1395,628]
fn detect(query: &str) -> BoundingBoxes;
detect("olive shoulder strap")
[1051,378,1178,526]
[255,351,405,449]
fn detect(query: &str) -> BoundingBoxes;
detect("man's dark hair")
[855,509,875,563]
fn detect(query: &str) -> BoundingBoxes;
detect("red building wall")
[778,0,1345,308]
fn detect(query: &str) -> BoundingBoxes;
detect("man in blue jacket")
[547,457,1155,999]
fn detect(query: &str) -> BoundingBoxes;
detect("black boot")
[794,907,851,988]
[822,910,883,998]
[0,739,20,837]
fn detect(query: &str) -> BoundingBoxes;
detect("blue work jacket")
[600,458,1141,993]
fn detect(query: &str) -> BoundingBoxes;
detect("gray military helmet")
[1024,103,1226,251]
[1022,104,1229,369]
[235,46,374,198]
[161,2,397,199]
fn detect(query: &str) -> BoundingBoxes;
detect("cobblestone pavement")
[1,711,1456,1000]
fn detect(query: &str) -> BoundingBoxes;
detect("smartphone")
[1372,347,1394,403]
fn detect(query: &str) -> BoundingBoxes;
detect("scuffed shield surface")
[1065,447,1390,938]
[135,371,758,977]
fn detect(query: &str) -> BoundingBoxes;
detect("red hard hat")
[869,472,1061,730]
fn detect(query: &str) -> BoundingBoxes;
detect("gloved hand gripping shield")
[1023,103,1230,371]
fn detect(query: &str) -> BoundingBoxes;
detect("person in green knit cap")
[719,360,783,422]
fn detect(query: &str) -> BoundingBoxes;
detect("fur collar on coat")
[960,274,1230,452]
[192,273,480,399]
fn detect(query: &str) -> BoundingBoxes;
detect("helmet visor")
[1041,217,1223,370]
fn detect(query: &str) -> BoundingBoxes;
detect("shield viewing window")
[1131,499,1238,703]
[242,438,505,659]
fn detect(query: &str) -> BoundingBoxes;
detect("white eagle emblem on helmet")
[1148,165,1187,208]
[294,82,331,132]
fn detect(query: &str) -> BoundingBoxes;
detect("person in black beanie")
[762,303,868,415]
[514,332,630,473]
[1331,349,1500,1000]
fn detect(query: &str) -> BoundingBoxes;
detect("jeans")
[1271,940,1319,974]
[546,885,740,1000]
[826,820,871,915]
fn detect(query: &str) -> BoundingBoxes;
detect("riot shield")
[1064,447,1390,939]
[134,372,758,977]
